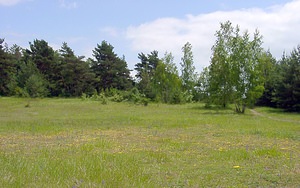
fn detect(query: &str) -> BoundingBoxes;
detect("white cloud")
[126,0,300,71]
[0,0,28,6]
[59,0,77,9]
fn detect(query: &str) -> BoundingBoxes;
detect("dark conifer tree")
[134,51,160,99]
[59,42,96,96]
[91,41,132,91]
[276,46,300,111]
[0,39,17,96]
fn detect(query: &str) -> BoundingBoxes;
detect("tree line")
[0,21,299,112]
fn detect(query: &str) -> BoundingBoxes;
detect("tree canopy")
[91,41,132,91]
[0,20,299,112]
[206,21,265,113]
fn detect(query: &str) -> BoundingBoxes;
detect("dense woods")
[0,21,299,112]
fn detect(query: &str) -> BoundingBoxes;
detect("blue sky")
[1,0,299,71]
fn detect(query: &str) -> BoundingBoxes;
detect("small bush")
[126,88,149,105]
[99,93,108,105]
[171,90,184,104]
[141,98,149,106]
[81,93,88,101]
[81,90,108,104]
[25,75,49,98]
[110,94,124,102]
[14,87,29,98]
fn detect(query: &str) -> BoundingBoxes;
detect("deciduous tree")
[152,52,181,103]
[208,21,265,113]
[180,42,197,93]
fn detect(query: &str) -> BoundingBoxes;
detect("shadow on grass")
[257,106,300,115]
[189,104,237,115]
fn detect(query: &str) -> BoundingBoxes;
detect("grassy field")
[0,97,299,187]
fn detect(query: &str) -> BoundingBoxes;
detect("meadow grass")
[0,97,299,187]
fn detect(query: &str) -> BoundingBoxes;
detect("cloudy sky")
[1,0,299,72]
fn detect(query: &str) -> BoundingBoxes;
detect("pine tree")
[91,41,132,91]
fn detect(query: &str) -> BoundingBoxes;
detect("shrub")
[81,93,88,101]
[171,90,184,104]
[25,75,49,98]
[81,90,108,104]
[99,92,108,105]
[110,94,124,102]
[126,87,149,105]
[14,87,29,98]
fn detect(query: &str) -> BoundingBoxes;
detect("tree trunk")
[241,104,246,113]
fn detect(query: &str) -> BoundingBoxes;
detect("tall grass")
[0,97,299,187]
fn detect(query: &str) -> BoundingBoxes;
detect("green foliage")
[13,58,49,98]
[125,87,149,105]
[180,42,197,93]
[80,92,88,101]
[182,91,194,103]
[207,21,265,112]
[134,51,160,99]
[170,90,194,104]
[59,42,96,97]
[111,93,124,102]
[125,87,142,103]
[81,90,108,104]
[170,89,184,104]
[91,41,132,91]
[25,39,60,96]
[25,74,49,98]
[13,86,29,97]
[152,52,182,103]
[99,93,108,105]
[275,46,300,111]
[194,67,210,102]
[27,39,55,75]
[256,51,278,107]
[0,39,17,96]
[81,88,148,105]
[0,33,299,112]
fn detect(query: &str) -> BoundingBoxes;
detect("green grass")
[0,97,299,187]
